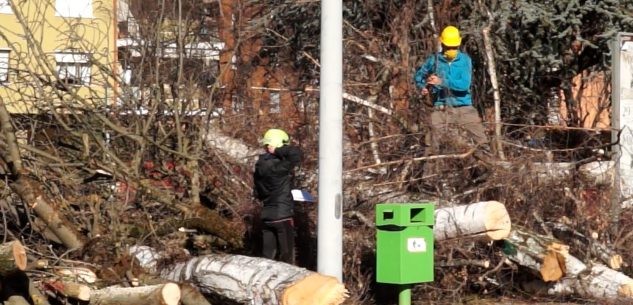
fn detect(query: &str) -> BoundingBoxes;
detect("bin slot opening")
[410,208,427,223]
[383,210,394,220]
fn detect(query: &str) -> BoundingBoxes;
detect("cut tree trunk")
[434,201,511,241]
[504,226,633,300]
[89,283,180,305]
[54,266,97,284]
[44,280,91,301]
[130,246,348,305]
[0,240,27,275]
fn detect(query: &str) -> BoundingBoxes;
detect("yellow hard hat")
[440,26,462,47]
[262,128,289,148]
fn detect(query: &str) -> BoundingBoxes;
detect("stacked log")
[0,240,183,305]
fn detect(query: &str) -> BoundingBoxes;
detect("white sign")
[614,33,633,207]
[407,238,427,253]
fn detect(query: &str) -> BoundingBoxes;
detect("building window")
[55,52,91,85]
[0,50,9,83]
[0,0,12,14]
[55,0,92,18]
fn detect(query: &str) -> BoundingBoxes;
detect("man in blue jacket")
[414,25,488,150]
[253,128,302,264]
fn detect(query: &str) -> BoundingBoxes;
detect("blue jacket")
[414,51,472,107]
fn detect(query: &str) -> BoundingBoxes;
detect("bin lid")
[375,203,434,227]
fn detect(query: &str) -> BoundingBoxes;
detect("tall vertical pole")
[318,0,343,281]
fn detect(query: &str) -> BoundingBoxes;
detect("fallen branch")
[437,259,490,268]
[347,148,476,173]
[0,99,84,249]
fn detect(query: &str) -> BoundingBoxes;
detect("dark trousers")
[262,218,295,264]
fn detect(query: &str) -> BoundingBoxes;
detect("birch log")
[550,264,633,299]
[434,201,511,241]
[503,227,572,282]
[504,227,633,300]
[89,283,180,305]
[130,246,348,305]
[0,240,27,275]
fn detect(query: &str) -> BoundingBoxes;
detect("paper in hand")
[291,189,315,202]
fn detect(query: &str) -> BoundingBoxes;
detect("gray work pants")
[426,105,488,149]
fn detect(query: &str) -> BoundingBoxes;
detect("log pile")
[0,240,184,305]
[2,200,632,304]
[503,226,633,300]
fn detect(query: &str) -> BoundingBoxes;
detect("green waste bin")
[376,203,434,284]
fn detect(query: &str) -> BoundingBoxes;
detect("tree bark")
[434,201,511,241]
[89,283,180,305]
[130,246,348,305]
[0,241,27,275]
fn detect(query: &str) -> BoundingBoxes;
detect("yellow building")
[0,0,117,113]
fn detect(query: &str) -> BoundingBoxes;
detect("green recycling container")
[376,203,434,284]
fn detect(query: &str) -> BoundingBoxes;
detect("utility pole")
[318,0,343,281]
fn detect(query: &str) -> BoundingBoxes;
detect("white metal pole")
[318,0,343,281]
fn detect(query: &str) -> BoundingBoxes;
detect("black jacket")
[253,145,302,221]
